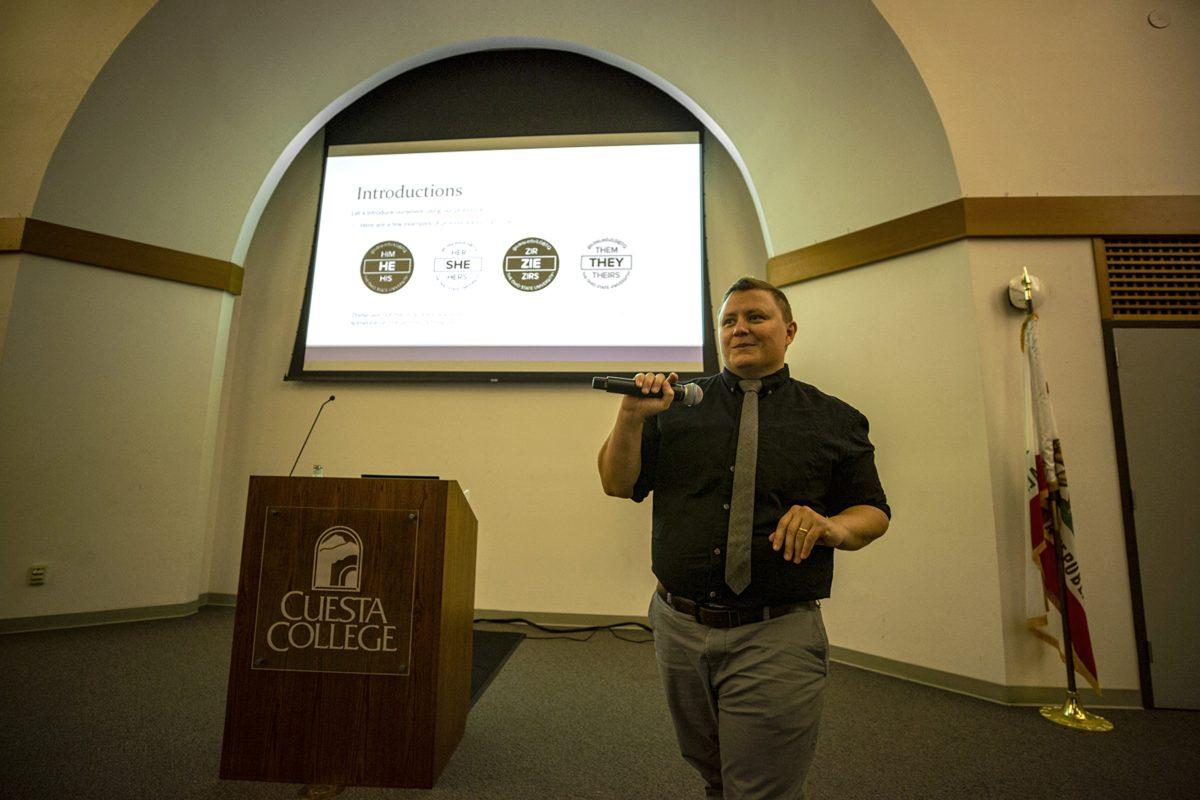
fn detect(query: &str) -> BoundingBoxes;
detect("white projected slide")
[300,132,706,374]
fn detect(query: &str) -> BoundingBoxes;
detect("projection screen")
[288,131,713,381]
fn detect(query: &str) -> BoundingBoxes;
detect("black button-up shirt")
[632,365,890,606]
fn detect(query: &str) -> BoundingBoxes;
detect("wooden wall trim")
[768,200,965,287]
[7,196,1198,295]
[962,196,1200,237]
[768,196,1200,287]
[0,217,243,295]
[1092,237,1114,320]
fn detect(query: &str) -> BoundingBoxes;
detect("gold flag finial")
[1020,266,1037,317]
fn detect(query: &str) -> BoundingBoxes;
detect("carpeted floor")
[0,606,1197,799]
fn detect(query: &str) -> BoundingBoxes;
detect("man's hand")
[598,371,678,497]
[770,504,889,562]
[619,371,678,420]
[770,505,847,563]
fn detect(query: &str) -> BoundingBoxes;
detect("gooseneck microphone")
[592,376,704,407]
[288,395,336,477]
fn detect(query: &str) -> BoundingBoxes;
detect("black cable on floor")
[474,616,654,644]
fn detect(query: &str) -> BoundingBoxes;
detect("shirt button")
[723,503,730,510]
[709,591,718,598]
[714,547,721,555]
[729,466,735,472]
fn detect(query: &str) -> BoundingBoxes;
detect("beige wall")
[0,0,154,218]
[0,256,19,361]
[875,0,1200,196]
[0,255,230,616]
[783,243,1009,683]
[204,131,769,617]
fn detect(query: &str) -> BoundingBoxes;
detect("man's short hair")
[722,277,793,323]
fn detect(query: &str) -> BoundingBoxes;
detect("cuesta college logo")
[252,508,415,674]
[312,526,361,591]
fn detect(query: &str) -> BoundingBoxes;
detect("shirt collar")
[720,364,790,393]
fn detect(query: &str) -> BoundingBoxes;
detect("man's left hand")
[770,505,848,563]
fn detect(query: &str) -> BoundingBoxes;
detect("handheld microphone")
[591,376,704,407]
[288,395,336,477]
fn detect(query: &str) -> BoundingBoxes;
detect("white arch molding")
[233,37,775,265]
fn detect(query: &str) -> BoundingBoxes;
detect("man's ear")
[786,320,797,344]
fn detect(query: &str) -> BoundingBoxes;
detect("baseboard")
[200,592,237,607]
[829,644,1143,709]
[0,599,1143,708]
[0,598,205,634]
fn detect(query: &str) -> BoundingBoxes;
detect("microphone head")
[328,395,336,401]
[680,382,704,407]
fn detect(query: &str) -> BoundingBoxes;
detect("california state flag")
[1022,316,1100,693]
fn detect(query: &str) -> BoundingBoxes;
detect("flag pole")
[1039,488,1112,730]
[1048,490,1077,699]
[1022,267,1113,732]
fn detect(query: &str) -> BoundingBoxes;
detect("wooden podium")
[219,476,478,788]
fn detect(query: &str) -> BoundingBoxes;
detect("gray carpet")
[0,606,1197,799]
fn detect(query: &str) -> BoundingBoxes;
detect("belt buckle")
[700,606,736,628]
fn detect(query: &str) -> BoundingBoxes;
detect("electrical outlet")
[27,564,47,586]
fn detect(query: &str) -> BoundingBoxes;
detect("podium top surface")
[360,474,440,480]
[251,475,456,485]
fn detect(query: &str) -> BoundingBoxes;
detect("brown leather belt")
[656,584,817,629]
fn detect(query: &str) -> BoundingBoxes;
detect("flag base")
[297,786,344,798]
[1038,691,1114,732]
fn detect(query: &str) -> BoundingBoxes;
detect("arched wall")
[16,0,1107,695]
[875,0,1200,197]
[32,0,960,260]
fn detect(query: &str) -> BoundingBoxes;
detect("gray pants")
[648,591,828,800]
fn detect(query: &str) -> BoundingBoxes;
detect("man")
[597,277,890,799]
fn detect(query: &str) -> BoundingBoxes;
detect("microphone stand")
[289,395,335,477]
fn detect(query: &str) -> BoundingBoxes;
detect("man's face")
[718,289,797,379]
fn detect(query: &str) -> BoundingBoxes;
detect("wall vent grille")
[1096,237,1200,321]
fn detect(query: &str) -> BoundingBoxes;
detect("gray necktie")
[725,379,762,595]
